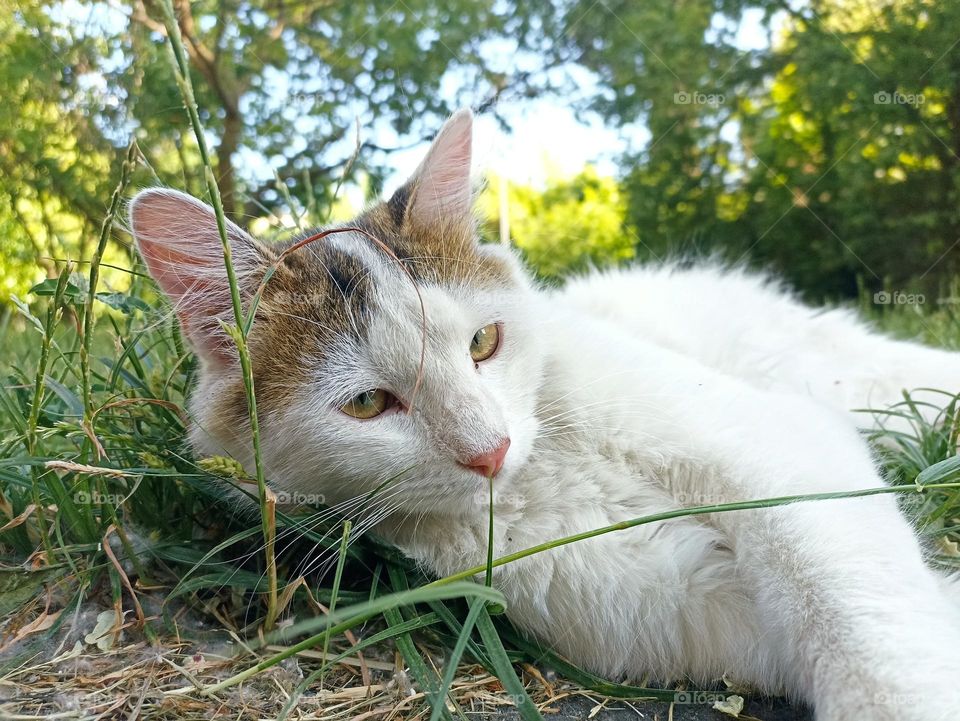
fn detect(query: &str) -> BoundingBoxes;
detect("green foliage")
[0,8,126,300]
[557,0,960,299]
[867,280,960,350]
[7,0,960,305]
[480,169,636,279]
[733,0,960,298]
[0,0,545,301]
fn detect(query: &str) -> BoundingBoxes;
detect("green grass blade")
[475,605,542,721]
[429,598,485,721]
[499,623,676,700]
[276,612,443,721]
[318,520,351,689]
[386,563,451,720]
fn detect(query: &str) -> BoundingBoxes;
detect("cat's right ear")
[398,108,474,233]
[129,188,268,366]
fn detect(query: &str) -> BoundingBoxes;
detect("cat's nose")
[459,438,511,478]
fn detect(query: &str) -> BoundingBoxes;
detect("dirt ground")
[0,593,811,721]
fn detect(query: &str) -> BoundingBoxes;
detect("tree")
[0,7,125,300]
[125,0,537,217]
[736,0,960,297]
[7,0,960,304]
[1,0,549,300]
[480,170,636,280]
[555,0,960,299]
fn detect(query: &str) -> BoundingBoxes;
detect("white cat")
[130,109,960,720]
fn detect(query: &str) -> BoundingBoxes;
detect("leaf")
[95,292,151,315]
[475,606,543,721]
[713,694,744,717]
[29,278,85,304]
[205,581,505,696]
[0,567,62,616]
[429,598,485,721]
[166,571,270,600]
[428,600,492,669]
[498,623,675,700]
[277,613,443,721]
[0,504,39,533]
[384,565,450,719]
[915,456,960,486]
[9,295,44,332]
[51,640,84,664]
[84,609,120,651]
[10,609,62,646]
[43,376,84,418]
[938,537,960,557]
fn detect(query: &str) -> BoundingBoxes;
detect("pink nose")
[459,438,511,478]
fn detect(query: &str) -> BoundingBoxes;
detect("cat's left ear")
[129,188,269,366]
[399,108,474,231]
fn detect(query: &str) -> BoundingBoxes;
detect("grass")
[2,14,960,718]
[3,235,959,721]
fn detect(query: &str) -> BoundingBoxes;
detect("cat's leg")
[663,383,960,720]
[557,265,960,429]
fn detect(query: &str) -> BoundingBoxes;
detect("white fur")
[191,256,960,720]
[132,112,960,721]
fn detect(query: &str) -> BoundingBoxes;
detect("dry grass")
[0,590,585,721]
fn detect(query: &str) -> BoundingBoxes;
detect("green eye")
[341,389,395,419]
[470,323,500,362]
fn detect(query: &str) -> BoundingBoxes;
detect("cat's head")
[130,109,544,516]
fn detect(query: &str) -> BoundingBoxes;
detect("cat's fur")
[130,109,960,720]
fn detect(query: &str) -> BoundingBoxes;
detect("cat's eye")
[470,323,500,362]
[341,389,395,419]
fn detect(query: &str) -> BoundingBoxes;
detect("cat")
[130,109,960,721]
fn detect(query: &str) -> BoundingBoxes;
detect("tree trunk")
[134,1,245,219]
[218,111,241,219]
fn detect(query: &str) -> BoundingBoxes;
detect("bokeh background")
[4,0,960,305]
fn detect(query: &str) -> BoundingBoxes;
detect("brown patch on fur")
[226,240,375,416]
[354,185,514,287]
[209,380,252,444]
[225,185,513,419]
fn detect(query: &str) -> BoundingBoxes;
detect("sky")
[53,0,774,200]
[380,7,773,194]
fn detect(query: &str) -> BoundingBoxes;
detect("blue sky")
[362,7,775,194]
[54,0,775,199]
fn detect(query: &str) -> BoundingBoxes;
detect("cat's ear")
[400,108,474,231]
[129,188,268,365]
